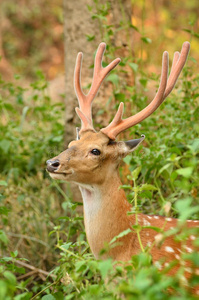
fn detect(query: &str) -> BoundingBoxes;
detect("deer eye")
[91,149,101,156]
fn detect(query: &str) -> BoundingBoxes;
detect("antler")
[101,42,190,140]
[74,42,121,133]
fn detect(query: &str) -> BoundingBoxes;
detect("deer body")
[47,42,199,282]
[79,172,132,261]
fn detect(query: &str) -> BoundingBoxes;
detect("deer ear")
[118,135,145,157]
[125,135,145,152]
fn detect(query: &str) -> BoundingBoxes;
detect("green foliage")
[0,1,199,299]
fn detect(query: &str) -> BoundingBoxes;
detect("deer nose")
[46,159,60,172]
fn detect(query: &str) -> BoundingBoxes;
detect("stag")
[47,42,198,290]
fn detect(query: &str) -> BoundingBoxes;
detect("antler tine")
[74,52,92,125]
[101,50,169,140]
[74,43,121,134]
[170,51,180,75]
[164,41,190,99]
[74,52,84,107]
[75,107,94,132]
[101,42,190,140]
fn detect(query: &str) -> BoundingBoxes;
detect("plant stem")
[57,244,84,261]
[154,178,166,204]
[31,281,58,300]
[52,181,70,202]
[133,179,145,252]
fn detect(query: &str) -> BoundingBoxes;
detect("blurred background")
[1,0,199,81]
[0,0,199,297]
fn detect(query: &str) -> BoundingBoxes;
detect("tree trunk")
[63,0,131,200]
[0,9,13,80]
[63,0,106,200]
[63,0,102,144]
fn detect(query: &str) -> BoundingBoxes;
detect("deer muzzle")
[46,159,60,173]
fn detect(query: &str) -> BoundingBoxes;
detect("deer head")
[47,42,190,185]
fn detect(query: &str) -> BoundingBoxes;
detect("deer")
[46,42,199,288]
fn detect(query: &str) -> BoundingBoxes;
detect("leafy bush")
[1,61,199,299]
[0,1,199,299]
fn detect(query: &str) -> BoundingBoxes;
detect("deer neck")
[78,173,134,259]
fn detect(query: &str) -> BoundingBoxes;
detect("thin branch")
[17,270,37,280]
[6,232,50,248]
[14,259,56,279]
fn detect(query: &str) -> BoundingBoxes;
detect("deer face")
[46,131,144,185]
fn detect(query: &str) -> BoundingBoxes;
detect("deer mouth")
[47,170,72,176]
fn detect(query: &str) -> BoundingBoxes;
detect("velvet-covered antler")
[74,42,121,133]
[101,42,190,140]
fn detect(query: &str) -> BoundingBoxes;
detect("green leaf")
[10,250,18,258]
[175,198,191,214]
[0,280,7,299]
[14,292,33,300]
[0,230,9,245]
[60,242,72,251]
[87,5,93,12]
[131,166,141,181]
[176,167,193,178]
[0,257,13,262]
[0,181,8,186]
[129,62,138,73]
[121,184,132,190]
[175,198,199,221]
[193,32,199,39]
[98,259,113,280]
[188,139,199,154]
[64,295,74,300]
[123,155,131,165]
[115,93,126,101]
[106,74,119,86]
[129,24,139,32]
[0,206,10,216]
[42,295,56,300]
[75,261,87,273]
[53,292,64,300]
[182,252,199,267]
[0,139,11,153]
[110,228,132,244]
[21,106,29,125]
[142,226,162,232]
[182,28,191,33]
[86,34,95,41]
[139,78,148,87]
[139,184,157,192]
[158,163,172,176]
[131,224,142,231]
[4,271,16,285]
[141,37,152,44]
[52,136,63,142]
